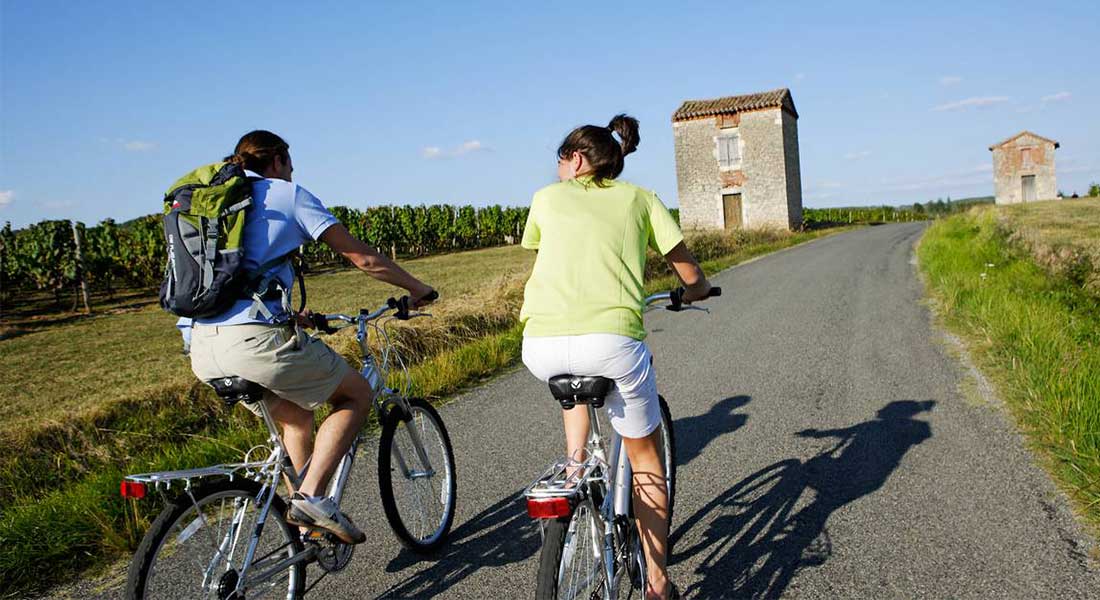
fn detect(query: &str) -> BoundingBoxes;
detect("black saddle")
[208,376,266,406]
[548,375,614,410]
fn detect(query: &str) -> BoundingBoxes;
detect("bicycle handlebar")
[312,290,439,333]
[645,286,722,312]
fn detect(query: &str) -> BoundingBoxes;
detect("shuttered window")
[717,132,740,168]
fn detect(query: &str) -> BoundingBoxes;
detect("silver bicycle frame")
[523,400,633,599]
[524,291,695,599]
[124,300,437,596]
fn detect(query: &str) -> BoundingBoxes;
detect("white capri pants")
[522,333,660,439]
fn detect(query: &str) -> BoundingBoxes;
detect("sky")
[2,0,1098,229]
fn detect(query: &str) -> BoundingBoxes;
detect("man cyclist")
[185,130,435,544]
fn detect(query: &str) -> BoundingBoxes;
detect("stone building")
[672,88,802,230]
[989,131,1058,205]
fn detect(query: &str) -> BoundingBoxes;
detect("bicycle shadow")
[375,491,540,598]
[674,395,751,467]
[670,400,935,599]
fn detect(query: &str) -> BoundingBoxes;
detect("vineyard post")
[71,221,92,314]
[389,206,396,260]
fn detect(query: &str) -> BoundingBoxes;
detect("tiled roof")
[672,88,797,121]
[988,130,1060,151]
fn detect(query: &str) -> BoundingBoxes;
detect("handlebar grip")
[312,313,336,334]
[388,290,439,320]
[668,287,685,312]
[667,285,722,311]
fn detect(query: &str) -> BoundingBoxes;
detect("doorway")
[1021,175,1036,202]
[722,194,743,230]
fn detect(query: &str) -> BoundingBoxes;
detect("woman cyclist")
[520,115,713,600]
[186,130,436,544]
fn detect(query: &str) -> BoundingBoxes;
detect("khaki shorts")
[190,323,353,415]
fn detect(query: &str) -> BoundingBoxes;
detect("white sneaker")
[287,493,366,544]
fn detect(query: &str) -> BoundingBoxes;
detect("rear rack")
[124,461,269,491]
[524,453,605,499]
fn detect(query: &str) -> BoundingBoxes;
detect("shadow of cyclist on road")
[674,395,751,468]
[671,400,935,599]
[376,492,540,598]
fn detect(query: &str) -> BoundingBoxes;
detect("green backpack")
[159,162,291,319]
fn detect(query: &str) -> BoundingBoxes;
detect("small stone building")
[989,131,1058,205]
[672,88,802,230]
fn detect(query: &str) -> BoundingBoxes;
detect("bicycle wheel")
[126,479,304,600]
[535,498,607,600]
[657,395,677,526]
[378,397,457,553]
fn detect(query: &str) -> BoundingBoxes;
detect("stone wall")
[992,134,1057,205]
[739,109,791,229]
[673,108,797,230]
[673,117,724,229]
[782,110,804,229]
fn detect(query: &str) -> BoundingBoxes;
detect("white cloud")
[422,139,490,160]
[875,164,994,193]
[105,137,156,152]
[816,181,843,189]
[794,73,806,82]
[939,75,963,86]
[457,140,485,155]
[843,150,872,160]
[0,190,13,208]
[932,96,1009,111]
[123,140,156,152]
[1040,91,1071,104]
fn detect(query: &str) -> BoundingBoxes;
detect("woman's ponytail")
[608,114,639,157]
[556,114,641,186]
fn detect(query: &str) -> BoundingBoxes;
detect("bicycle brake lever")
[667,305,710,313]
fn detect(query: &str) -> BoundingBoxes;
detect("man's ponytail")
[223,130,289,174]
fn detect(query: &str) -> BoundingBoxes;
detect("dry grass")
[0,244,533,433]
[999,198,1100,294]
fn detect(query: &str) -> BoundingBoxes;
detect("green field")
[0,226,843,595]
[918,202,1100,533]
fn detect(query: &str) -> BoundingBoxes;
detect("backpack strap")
[243,251,302,322]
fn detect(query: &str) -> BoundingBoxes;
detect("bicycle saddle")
[548,375,613,410]
[208,376,266,406]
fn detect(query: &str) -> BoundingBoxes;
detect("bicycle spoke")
[139,487,298,599]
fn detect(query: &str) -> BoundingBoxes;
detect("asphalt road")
[73,223,1098,599]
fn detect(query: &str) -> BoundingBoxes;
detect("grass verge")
[918,208,1100,531]
[0,225,847,595]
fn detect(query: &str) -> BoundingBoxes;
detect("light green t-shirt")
[519,177,685,341]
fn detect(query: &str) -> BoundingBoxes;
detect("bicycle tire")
[378,397,457,553]
[535,499,606,600]
[125,478,304,600]
[657,395,676,527]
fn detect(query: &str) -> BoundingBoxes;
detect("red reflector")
[120,481,147,500]
[527,497,572,519]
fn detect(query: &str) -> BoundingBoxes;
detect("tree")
[1089,183,1100,198]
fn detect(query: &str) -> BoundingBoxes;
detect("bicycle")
[121,295,457,599]
[524,286,721,600]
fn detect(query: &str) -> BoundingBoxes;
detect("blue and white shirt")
[178,170,338,333]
